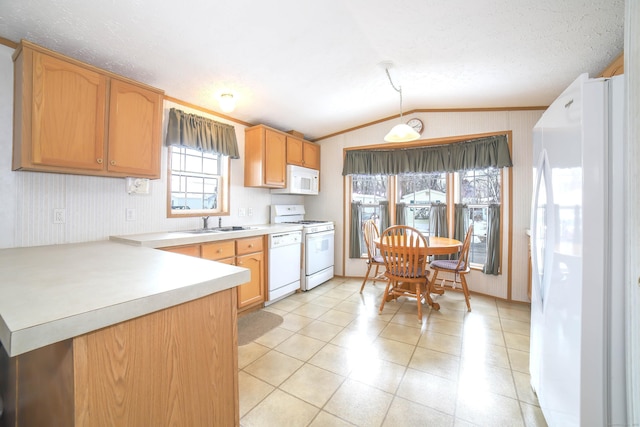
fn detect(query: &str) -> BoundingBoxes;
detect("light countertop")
[0,240,250,357]
[110,223,303,248]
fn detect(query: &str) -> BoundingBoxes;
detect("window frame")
[346,131,510,274]
[166,145,231,218]
[455,167,503,269]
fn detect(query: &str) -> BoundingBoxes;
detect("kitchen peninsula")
[0,240,249,426]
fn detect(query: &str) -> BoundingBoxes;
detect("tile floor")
[238,277,548,427]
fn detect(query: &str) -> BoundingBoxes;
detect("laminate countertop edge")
[0,240,250,357]
[110,223,304,248]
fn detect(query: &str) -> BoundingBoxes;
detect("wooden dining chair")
[429,224,474,311]
[360,219,387,293]
[378,225,434,321]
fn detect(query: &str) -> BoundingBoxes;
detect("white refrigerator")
[530,73,627,426]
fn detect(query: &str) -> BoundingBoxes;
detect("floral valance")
[166,108,240,158]
[342,135,512,175]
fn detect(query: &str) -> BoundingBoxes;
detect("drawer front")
[160,245,200,258]
[201,241,235,260]
[236,236,263,255]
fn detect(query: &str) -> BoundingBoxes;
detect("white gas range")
[271,205,335,291]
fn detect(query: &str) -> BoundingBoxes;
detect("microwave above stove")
[271,165,319,195]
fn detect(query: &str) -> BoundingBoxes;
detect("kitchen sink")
[180,226,257,234]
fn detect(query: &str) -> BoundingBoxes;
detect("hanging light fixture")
[218,93,236,113]
[382,63,420,143]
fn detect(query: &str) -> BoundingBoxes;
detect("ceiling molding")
[0,36,18,49]
[313,107,547,142]
[598,51,624,77]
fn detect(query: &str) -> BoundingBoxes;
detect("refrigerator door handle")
[530,149,555,308]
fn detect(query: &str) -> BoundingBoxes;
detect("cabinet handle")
[237,260,242,265]
[248,244,253,248]
[110,160,116,166]
[97,158,103,164]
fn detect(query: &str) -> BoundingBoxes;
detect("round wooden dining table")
[374,235,462,256]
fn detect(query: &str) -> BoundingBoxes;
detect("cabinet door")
[302,141,320,169]
[286,137,304,166]
[31,51,107,171]
[107,79,162,178]
[236,252,264,309]
[264,129,286,187]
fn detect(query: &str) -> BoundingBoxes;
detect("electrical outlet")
[126,208,136,221]
[53,209,65,224]
[247,208,253,216]
[238,208,246,217]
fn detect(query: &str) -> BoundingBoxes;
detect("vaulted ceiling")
[0,0,625,140]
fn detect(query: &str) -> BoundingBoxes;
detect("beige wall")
[307,109,543,302]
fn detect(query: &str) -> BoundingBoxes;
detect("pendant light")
[382,64,420,143]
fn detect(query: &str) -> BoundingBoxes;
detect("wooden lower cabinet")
[0,290,239,427]
[164,236,266,312]
[236,251,264,309]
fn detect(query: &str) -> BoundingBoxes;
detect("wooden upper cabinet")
[12,40,163,179]
[286,136,320,170]
[17,49,107,172]
[244,125,286,188]
[107,79,162,177]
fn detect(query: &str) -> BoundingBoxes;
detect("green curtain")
[166,108,240,158]
[452,204,469,260]
[429,203,448,237]
[395,203,406,225]
[349,202,362,258]
[483,204,501,275]
[342,135,511,176]
[379,200,390,233]
[453,204,469,241]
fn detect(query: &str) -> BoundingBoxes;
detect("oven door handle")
[306,230,335,239]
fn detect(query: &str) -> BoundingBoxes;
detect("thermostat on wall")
[126,177,150,195]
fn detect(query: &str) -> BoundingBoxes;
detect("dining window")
[458,168,501,266]
[350,168,504,272]
[351,175,388,256]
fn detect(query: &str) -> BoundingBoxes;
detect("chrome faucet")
[202,216,209,229]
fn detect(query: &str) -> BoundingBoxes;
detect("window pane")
[352,175,387,204]
[460,167,501,266]
[398,173,447,234]
[352,175,387,254]
[168,146,224,214]
[468,207,488,265]
[460,168,500,204]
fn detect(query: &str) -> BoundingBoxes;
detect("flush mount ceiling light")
[381,62,420,143]
[218,93,236,113]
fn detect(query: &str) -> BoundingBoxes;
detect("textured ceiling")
[0,0,625,140]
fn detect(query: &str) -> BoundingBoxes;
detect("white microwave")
[271,165,319,195]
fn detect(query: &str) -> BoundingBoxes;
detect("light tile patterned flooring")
[238,277,548,427]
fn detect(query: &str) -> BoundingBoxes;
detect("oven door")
[305,230,334,275]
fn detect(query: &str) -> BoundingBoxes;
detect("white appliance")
[271,165,319,195]
[530,74,627,426]
[271,205,334,291]
[266,230,302,305]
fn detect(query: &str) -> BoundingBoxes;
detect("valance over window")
[166,108,240,158]
[342,135,512,175]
